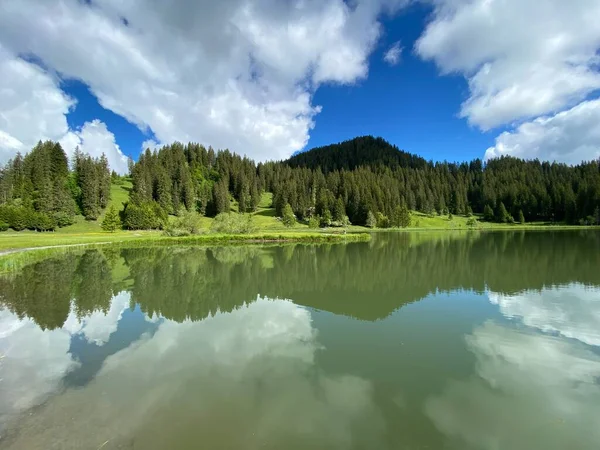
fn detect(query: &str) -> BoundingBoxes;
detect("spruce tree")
[518,209,525,224]
[101,205,122,232]
[282,203,296,227]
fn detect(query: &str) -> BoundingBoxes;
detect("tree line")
[2,136,599,231]
[0,141,112,231]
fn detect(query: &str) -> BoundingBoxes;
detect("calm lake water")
[1,231,600,449]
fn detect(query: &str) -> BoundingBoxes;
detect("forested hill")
[286,136,429,172]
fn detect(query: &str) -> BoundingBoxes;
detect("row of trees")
[2,136,600,231]
[0,141,112,231]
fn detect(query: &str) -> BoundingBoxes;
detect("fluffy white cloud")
[484,99,600,164]
[1,298,385,448]
[383,41,403,66]
[416,0,600,131]
[426,321,600,450]
[61,120,130,174]
[0,0,407,163]
[0,45,74,159]
[0,45,130,173]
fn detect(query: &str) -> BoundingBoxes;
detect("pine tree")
[496,202,510,223]
[518,209,525,224]
[282,203,296,227]
[366,211,376,228]
[101,205,121,232]
[333,197,345,223]
[484,204,494,221]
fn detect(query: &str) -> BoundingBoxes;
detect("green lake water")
[1,230,600,449]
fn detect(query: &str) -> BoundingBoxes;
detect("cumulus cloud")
[484,99,600,164]
[2,298,385,448]
[426,321,600,450]
[383,41,403,66]
[416,0,600,131]
[0,45,130,173]
[0,0,409,163]
[61,120,130,174]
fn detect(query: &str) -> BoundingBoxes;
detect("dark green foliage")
[483,205,494,221]
[466,217,478,227]
[391,202,411,228]
[448,213,453,221]
[30,212,56,231]
[518,210,525,224]
[333,197,346,223]
[123,202,165,230]
[102,205,122,232]
[282,203,296,227]
[0,221,8,231]
[308,216,320,229]
[496,202,511,223]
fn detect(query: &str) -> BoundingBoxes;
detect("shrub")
[123,202,165,230]
[211,213,256,234]
[0,221,8,232]
[30,212,56,231]
[53,211,75,228]
[376,212,390,228]
[466,217,478,227]
[308,216,320,229]
[164,209,203,236]
[320,209,332,227]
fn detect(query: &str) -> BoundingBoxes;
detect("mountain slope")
[285,136,430,172]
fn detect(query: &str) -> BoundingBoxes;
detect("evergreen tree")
[366,211,376,228]
[483,204,494,221]
[496,202,510,223]
[282,203,296,227]
[518,209,525,224]
[101,205,122,232]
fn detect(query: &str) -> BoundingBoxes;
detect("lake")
[1,230,600,449]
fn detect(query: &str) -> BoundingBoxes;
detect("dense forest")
[0,141,112,231]
[1,135,599,231]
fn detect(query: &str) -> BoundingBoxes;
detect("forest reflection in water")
[0,230,599,450]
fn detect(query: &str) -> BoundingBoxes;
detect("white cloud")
[61,120,130,175]
[2,298,385,448]
[383,41,403,66]
[484,99,600,164]
[426,321,600,450]
[0,45,74,160]
[416,0,600,130]
[0,0,408,163]
[488,283,600,347]
[0,45,130,173]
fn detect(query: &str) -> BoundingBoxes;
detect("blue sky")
[1,0,599,173]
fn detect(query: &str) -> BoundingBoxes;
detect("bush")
[320,209,332,227]
[0,221,8,232]
[211,213,256,234]
[466,217,478,227]
[53,211,75,228]
[123,202,166,230]
[164,209,203,236]
[376,212,390,228]
[30,212,56,231]
[308,216,320,229]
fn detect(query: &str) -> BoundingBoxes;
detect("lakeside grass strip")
[0,232,370,274]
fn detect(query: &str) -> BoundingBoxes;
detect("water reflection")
[0,230,600,449]
[1,299,385,450]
